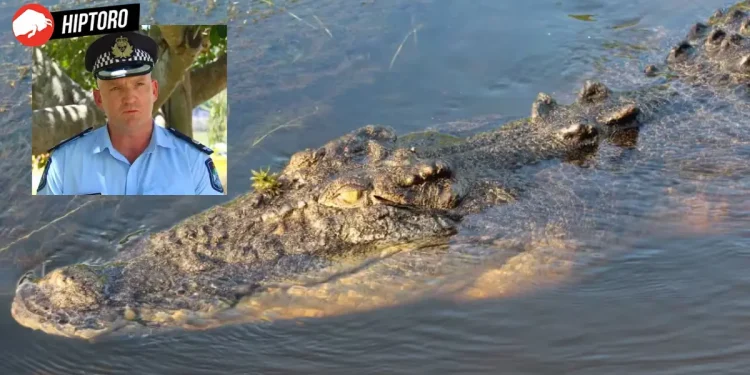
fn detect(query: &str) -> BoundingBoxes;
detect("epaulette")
[47,127,93,154]
[36,156,52,192]
[167,127,213,155]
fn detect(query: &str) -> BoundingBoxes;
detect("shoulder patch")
[37,156,52,192]
[47,127,93,154]
[167,127,213,155]
[205,158,224,193]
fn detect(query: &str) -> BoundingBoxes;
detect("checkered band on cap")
[93,48,154,72]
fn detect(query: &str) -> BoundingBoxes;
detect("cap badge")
[111,36,133,58]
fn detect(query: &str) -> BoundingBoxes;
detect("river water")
[2,0,750,374]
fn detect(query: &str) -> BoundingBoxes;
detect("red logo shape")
[12,4,54,47]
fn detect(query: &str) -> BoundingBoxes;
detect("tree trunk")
[190,52,228,106]
[150,25,205,112]
[163,76,194,137]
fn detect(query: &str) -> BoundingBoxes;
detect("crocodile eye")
[335,187,362,205]
[319,181,370,208]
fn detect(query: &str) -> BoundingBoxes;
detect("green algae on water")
[569,14,595,22]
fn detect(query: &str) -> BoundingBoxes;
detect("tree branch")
[31,47,107,153]
[190,52,227,106]
[31,47,91,110]
[32,105,107,155]
[150,25,206,111]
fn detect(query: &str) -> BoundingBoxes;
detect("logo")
[11,3,140,45]
[111,36,133,58]
[12,4,54,47]
[205,159,224,193]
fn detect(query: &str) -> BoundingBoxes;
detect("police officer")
[36,31,225,195]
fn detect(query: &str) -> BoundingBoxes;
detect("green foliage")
[32,153,50,170]
[208,89,227,147]
[40,35,100,90]
[251,167,281,195]
[193,25,227,68]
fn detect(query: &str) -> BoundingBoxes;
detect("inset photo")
[31,24,227,195]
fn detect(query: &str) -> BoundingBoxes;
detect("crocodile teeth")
[435,216,454,230]
[17,271,36,288]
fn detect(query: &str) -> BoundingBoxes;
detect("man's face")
[93,74,158,129]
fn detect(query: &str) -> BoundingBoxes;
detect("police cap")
[85,31,159,80]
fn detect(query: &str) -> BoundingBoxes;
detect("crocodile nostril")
[17,271,36,287]
[708,29,726,44]
[434,161,452,178]
[688,23,708,39]
[721,33,743,48]
[578,81,610,103]
[669,41,693,62]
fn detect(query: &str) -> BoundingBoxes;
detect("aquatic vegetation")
[569,14,595,22]
[251,166,282,195]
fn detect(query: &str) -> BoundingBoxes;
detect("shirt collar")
[92,121,174,154]
[150,123,176,151]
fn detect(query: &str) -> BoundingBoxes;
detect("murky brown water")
[2,0,750,373]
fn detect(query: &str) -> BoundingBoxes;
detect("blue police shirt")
[36,124,225,195]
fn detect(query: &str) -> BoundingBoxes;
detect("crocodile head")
[12,264,121,339]
[236,124,467,260]
[11,125,472,339]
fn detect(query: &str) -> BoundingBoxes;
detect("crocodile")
[11,4,750,340]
